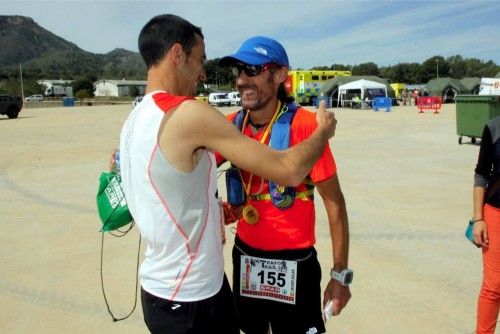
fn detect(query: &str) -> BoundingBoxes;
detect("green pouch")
[96,172,133,232]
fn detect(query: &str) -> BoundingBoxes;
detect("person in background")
[413,89,419,105]
[217,36,351,334]
[401,89,408,106]
[352,94,361,109]
[118,15,337,334]
[472,116,500,334]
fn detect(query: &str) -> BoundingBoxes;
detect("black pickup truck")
[0,94,23,119]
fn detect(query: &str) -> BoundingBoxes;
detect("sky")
[2,0,500,69]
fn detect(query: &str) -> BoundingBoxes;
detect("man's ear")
[275,67,288,84]
[170,43,185,65]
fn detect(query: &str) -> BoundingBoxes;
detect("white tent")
[337,79,387,107]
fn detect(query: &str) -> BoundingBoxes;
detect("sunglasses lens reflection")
[232,64,264,77]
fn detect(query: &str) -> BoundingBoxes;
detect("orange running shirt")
[221,106,336,250]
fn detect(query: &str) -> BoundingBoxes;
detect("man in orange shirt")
[217,37,351,334]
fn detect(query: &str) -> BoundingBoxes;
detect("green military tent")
[319,75,396,107]
[460,77,481,95]
[424,78,468,103]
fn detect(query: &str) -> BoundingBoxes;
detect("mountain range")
[0,15,146,80]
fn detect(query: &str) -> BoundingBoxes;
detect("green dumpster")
[455,95,500,144]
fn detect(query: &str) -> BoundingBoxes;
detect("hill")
[0,15,146,80]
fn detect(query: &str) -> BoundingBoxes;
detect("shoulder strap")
[269,103,299,150]
[225,109,247,206]
[232,109,246,130]
[268,103,301,210]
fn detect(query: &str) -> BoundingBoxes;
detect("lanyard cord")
[100,226,141,322]
[239,101,282,196]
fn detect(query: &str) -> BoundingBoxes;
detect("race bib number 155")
[239,255,297,305]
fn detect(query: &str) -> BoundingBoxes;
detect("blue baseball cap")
[219,36,289,68]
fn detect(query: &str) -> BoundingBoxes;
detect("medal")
[238,102,281,227]
[243,204,259,225]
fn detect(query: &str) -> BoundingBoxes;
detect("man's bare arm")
[316,174,351,315]
[187,100,336,186]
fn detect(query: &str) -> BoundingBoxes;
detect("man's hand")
[323,278,351,316]
[316,100,337,140]
[108,148,117,172]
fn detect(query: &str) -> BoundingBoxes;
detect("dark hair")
[278,83,295,104]
[268,67,294,104]
[138,14,203,69]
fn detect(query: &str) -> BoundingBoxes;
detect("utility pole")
[19,63,24,101]
[436,59,439,79]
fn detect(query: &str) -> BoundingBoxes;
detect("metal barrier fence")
[372,97,392,112]
[416,96,442,113]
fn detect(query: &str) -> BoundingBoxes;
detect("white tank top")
[119,91,224,301]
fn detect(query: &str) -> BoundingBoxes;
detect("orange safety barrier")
[416,96,442,113]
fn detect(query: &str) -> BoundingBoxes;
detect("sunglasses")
[231,63,281,77]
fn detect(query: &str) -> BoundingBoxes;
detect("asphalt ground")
[0,103,483,333]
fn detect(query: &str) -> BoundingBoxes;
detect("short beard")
[239,75,275,111]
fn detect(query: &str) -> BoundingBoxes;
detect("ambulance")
[285,70,351,105]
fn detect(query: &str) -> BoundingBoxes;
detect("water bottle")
[113,149,120,175]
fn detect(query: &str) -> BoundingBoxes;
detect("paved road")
[0,103,482,333]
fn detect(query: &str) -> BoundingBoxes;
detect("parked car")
[25,94,44,102]
[208,93,231,107]
[132,96,143,107]
[227,91,241,106]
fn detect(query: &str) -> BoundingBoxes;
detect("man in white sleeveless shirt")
[119,14,337,334]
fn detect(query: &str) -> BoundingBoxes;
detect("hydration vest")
[228,103,314,210]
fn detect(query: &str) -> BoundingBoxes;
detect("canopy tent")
[337,79,387,107]
[424,78,468,103]
[319,75,396,107]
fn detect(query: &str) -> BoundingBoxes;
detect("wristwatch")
[330,268,353,286]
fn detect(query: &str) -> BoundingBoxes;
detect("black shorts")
[232,237,325,334]
[141,274,239,334]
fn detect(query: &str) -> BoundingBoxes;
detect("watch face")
[344,270,353,284]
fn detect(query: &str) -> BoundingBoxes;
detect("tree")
[447,55,467,79]
[352,62,379,76]
[479,60,499,77]
[421,56,449,82]
[75,89,90,99]
[310,66,330,70]
[1,78,44,96]
[129,86,140,97]
[72,78,94,97]
[203,58,233,89]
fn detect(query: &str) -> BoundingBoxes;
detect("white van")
[25,94,44,102]
[208,93,231,107]
[227,91,241,106]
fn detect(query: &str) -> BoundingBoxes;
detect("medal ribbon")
[240,101,282,197]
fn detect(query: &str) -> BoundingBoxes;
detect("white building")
[94,79,147,97]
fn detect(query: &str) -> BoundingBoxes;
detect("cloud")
[3,0,499,68]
